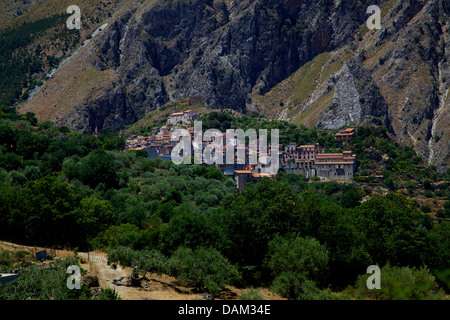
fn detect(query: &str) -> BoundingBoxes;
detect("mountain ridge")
[12,0,450,172]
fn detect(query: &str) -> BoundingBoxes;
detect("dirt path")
[78,252,132,300]
[0,242,132,299]
[1,241,284,300]
[78,251,209,300]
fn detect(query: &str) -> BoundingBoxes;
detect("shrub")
[420,205,431,213]
[0,256,118,300]
[424,190,433,198]
[354,265,445,300]
[240,287,264,300]
[93,224,147,249]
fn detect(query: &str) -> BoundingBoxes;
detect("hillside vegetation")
[0,106,448,300]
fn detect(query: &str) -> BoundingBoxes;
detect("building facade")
[167,110,199,125]
[314,151,357,180]
[335,128,356,142]
[281,144,323,178]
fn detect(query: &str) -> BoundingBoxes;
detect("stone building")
[234,169,276,190]
[314,151,357,180]
[281,144,323,178]
[167,110,198,125]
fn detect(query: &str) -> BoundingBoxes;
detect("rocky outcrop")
[82,275,100,288]
[318,55,390,130]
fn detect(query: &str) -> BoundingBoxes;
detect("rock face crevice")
[87,86,133,134]
[370,0,450,171]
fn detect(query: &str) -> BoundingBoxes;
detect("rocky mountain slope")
[252,0,450,172]
[15,0,450,171]
[0,0,120,106]
[0,0,48,27]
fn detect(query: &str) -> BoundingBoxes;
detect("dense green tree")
[70,149,119,189]
[12,175,79,247]
[266,236,329,287]
[93,224,148,249]
[0,120,15,151]
[340,184,364,208]
[168,246,240,296]
[427,222,450,270]
[157,208,226,255]
[0,152,22,171]
[350,195,432,267]
[117,202,149,227]
[70,197,115,249]
[223,179,300,270]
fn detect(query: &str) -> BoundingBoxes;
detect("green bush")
[424,190,433,198]
[107,246,240,296]
[354,265,445,300]
[93,224,147,250]
[240,287,264,300]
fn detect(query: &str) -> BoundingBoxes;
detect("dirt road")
[78,251,210,300]
[78,252,132,300]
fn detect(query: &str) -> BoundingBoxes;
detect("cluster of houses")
[124,111,357,189]
[124,126,174,160]
[232,143,356,190]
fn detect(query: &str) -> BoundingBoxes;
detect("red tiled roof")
[234,170,252,174]
[252,173,274,178]
[335,133,354,137]
[315,162,355,165]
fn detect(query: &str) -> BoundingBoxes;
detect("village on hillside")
[123,111,358,190]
